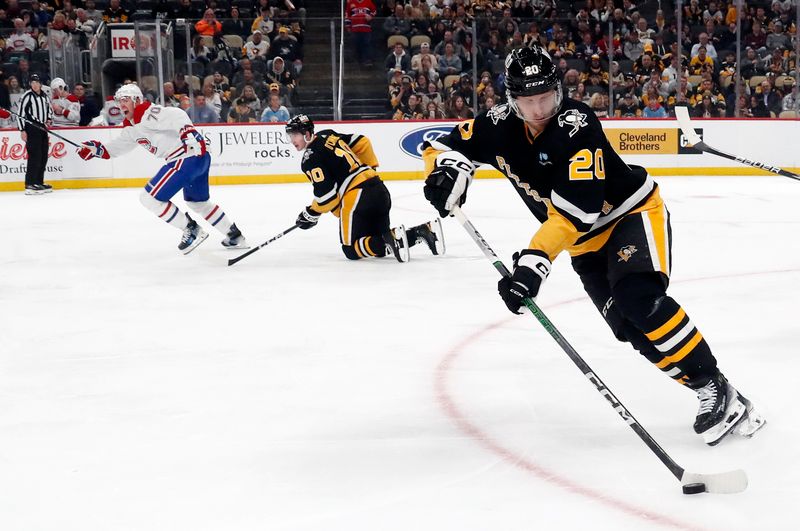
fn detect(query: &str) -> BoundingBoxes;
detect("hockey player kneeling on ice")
[76,84,247,255]
[422,45,765,445]
[285,114,444,262]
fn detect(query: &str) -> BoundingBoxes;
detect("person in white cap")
[243,29,270,61]
[49,77,81,126]
[76,83,248,254]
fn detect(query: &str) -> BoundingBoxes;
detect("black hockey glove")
[423,151,475,217]
[296,207,320,230]
[497,250,552,314]
[424,166,467,218]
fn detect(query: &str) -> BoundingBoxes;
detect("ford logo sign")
[399,125,455,159]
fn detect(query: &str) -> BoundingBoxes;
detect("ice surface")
[1,177,798,530]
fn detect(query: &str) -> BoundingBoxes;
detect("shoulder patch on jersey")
[302,149,312,162]
[556,108,588,138]
[132,101,152,124]
[487,103,512,124]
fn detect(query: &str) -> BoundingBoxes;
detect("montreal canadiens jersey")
[423,98,657,260]
[51,93,81,126]
[105,101,204,160]
[302,130,379,216]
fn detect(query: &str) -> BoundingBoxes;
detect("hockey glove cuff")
[497,250,552,314]
[296,207,320,230]
[179,126,207,158]
[423,151,475,217]
[77,140,109,160]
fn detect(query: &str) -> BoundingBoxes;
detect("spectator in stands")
[265,56,296,104]
[635,18,654,46]
[633,51,657,85]
[71,82,99,126]
[237,84,262,114]
[767,21,791,51]
[782,82,799,112]
[0,9,13,30]
[174,0,202,21]
[703,1,724,25]
[616,91,641,117]
[6,18,36,53]
[571,82,588,103]
[385,42,411,77]
[437,42,462,79]
[688,46,714,75]
[191,35,213,67]
[389,72,413,109]
[445,94,473,119]
[196,9,222,37]
[223,7,250,38]
[393,92,424,120]
[103,0,128,23]
[423,100,445,119]
[758,80,782,116]
[452,73,474,107]
[7,75,23,109]
[483,31,505,64]
[694,92,722,117]
[574,31,599,60]
[611,8,631,38]
[434,30,461,57]
[691,33,717,62]
[384,3,411,38]
[17,58,31,89]
[411,41,437,72]
[624,31,644,61]
[642,95,668,117]
[422,81,444,110]
[187,93,218,123]
[162,82,181,107]
[767,48,788,77]
[202,82,222,119]
[173,73,190,96]
[75,9,96,35]
[744,21,767,55]
[740,47,765,79]
[260,92,290,122]
[269,26,302,76]
[228,97,258,123]
[416,54,439,85]
[588,92,608,117]
[30,1,51,27]
[345,0,376,67]
[245,30,270,61]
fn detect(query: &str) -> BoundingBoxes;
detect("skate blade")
[735,405,767,438]
[181,231,210,255]
[701,399,747,446]
[221,241,250,250]
[24,190,46,195]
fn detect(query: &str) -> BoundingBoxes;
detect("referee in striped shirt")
[18,73,53,195]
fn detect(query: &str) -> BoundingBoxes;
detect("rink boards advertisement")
[0,118,798,191]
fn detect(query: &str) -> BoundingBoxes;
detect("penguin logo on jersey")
[487,103,511,124]
[538,152,552,165]
[557,109,588,138]
[617,245,637,262]
[303,149,312,162]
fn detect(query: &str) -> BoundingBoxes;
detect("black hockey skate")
[178,215,209,255]
[691,372,747,446]
[39,183,53,193]
[734,392,767,438]
[221,223,248,249]
[24,184,47,195]
[407,218,445,256]
[382,225,409,263]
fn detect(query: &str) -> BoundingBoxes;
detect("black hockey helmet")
[504,44,563,121]
[504,45,561,97]
[285,114,314,136]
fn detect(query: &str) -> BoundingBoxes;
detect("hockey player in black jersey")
[422,45,764,445]
[286,115,444,262]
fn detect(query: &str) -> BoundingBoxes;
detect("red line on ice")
[434,268,800,530]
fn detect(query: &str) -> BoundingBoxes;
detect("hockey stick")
[675,105,800,181]
[450,205,748,494]
[0,107,82,148]
[227,224,300,266]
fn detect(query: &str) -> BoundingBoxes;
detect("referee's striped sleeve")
[16,91,30,130]
[16,90,52,130]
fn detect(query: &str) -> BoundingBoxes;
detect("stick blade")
[681,468,748,494]
[674,106,704,148]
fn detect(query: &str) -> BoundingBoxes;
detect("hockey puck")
[682,483,706,495]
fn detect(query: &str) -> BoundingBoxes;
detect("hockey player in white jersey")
[77,84,247,254]
[49,78,81,126]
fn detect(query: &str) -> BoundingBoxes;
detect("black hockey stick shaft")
[451,206,686,482]
[695,141,800,181]
[227,224,300,266]
[674,106,800,181]
[2,106,82,149]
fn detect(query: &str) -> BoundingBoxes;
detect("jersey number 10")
[569,148,605,181]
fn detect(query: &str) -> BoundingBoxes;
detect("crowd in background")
[0,0,307,127]
[361,0,800,120]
